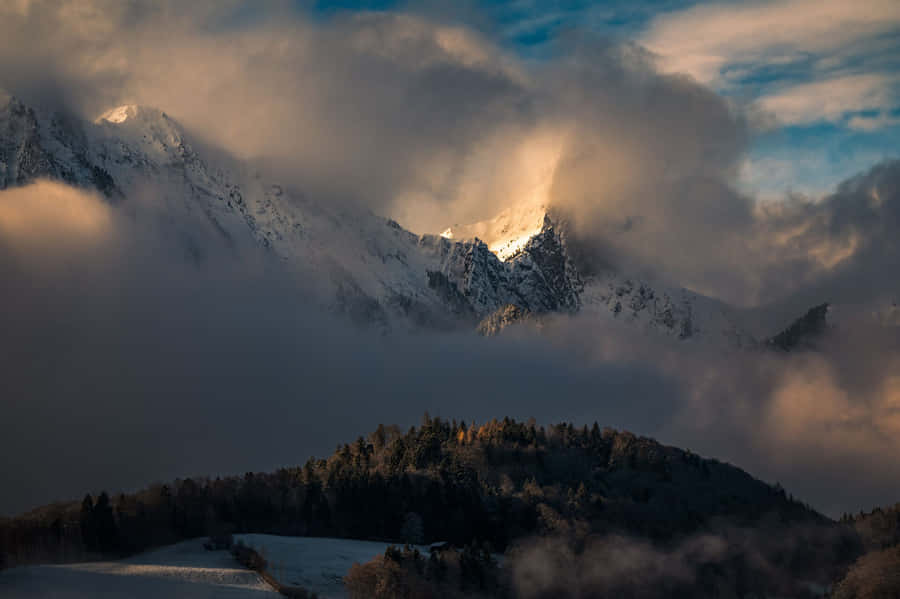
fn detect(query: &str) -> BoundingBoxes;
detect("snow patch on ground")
[0,538,274,598]
[0,535,425,599]
[235,534,427,598]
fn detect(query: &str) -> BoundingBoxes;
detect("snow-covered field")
[0,535,415,599]
[0,539,274,598]
[235,534,425,597]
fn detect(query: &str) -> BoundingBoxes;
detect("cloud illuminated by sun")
[0,180,112,245]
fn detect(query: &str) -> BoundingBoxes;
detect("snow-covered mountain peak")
[94,104,177,126]
[440,195,548,261]
[94,104,181,137]
[96,104,140,124]
[90,104,194,169]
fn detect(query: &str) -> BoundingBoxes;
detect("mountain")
[436,197,754,343]
[0,95,592,329]
[439,194,548,261]
[766,303,831,351]
[477,304,535,336]
[0,93,823,344]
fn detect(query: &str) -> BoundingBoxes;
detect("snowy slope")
[579,271,757,346]
[235,534,428,598]
[0,535,426,599]
[0,539,275,598]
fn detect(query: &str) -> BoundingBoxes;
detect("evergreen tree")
[79,494,97,553]
[93,492,119,555]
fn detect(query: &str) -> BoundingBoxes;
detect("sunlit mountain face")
[1,1,900,597]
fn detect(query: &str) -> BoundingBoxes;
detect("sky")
[306,0,900,200]
[1,0,899,520]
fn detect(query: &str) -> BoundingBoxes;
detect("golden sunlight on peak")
[96,104,139,124]
[437,126,566,260]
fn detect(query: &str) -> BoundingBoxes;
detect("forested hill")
[1,416,852,571]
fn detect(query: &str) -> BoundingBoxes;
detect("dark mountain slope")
[766,302,831,351]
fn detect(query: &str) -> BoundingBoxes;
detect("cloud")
[525,303,900,519]
[758,74,900,126]
[511,534,727,598]
[641,0,900,133]
[5,0,898,310]
[0,1,543,234]
[0,1,899,524]
[1,173,900,520]
[0,180,111,245]
[0,0,779,308]
[641,0,900,86]
[847,112,900,131]
[0,182,680,517]
[555,129,900,308]
[766,354,900,453]
[509,518,856,598]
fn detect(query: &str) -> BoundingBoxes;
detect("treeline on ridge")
[0,415,857,577]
